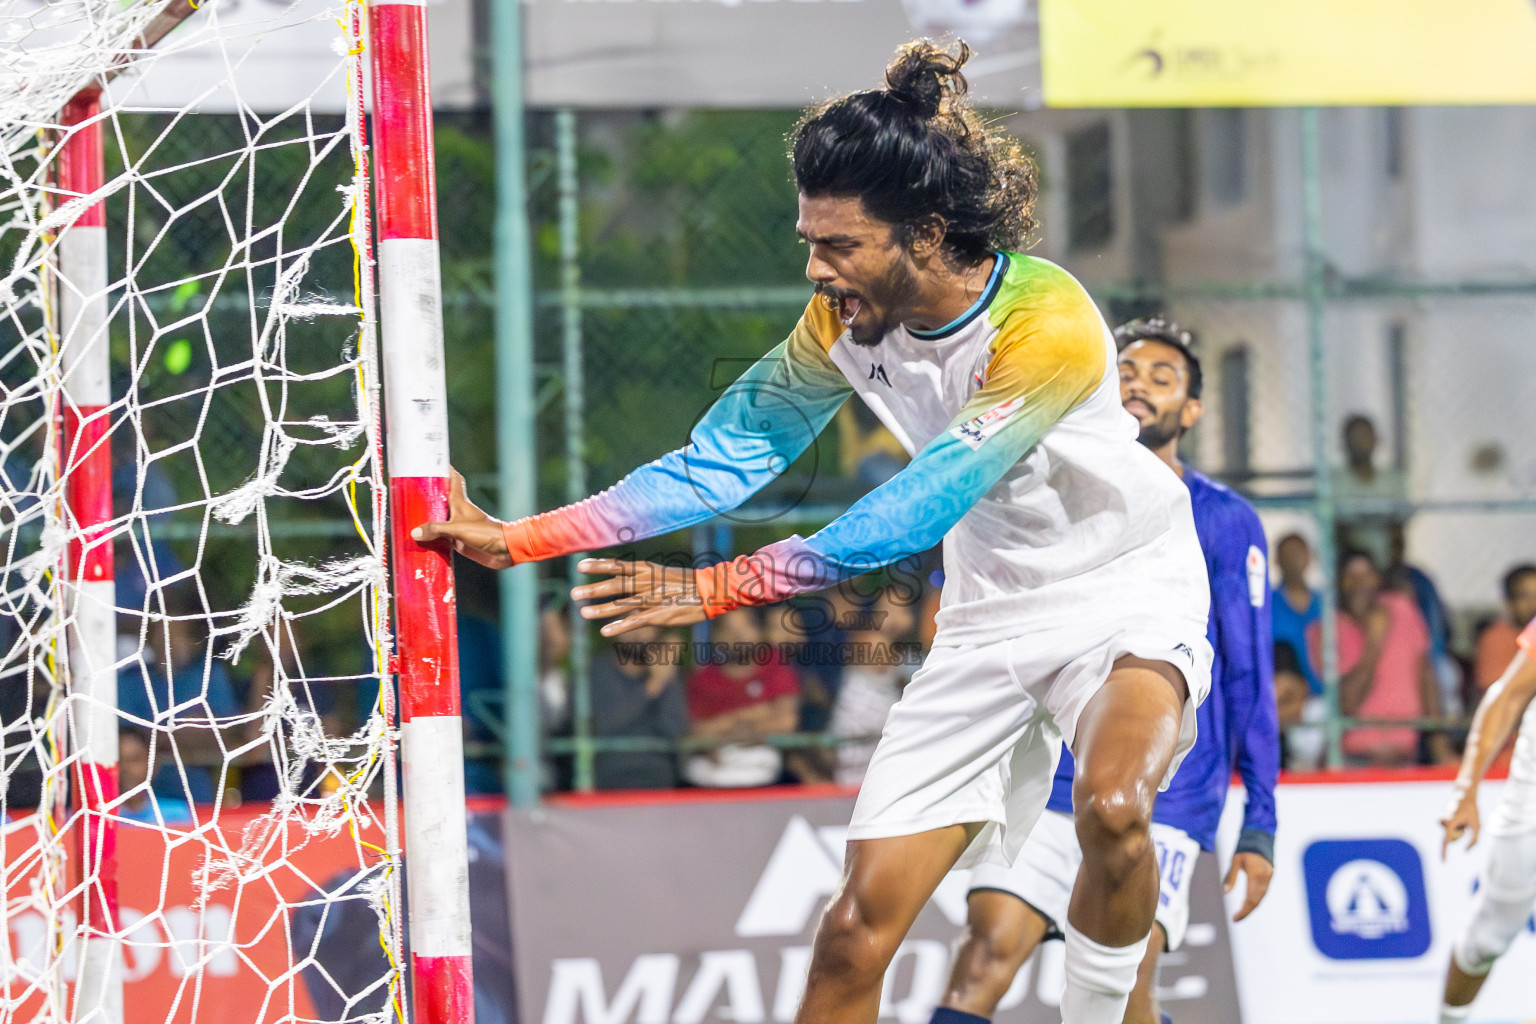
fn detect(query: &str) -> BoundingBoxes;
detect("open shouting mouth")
[838,294,862,327]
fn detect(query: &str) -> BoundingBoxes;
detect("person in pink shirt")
[1309,549,1452,766]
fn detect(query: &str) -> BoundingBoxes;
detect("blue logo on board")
[1303,839,1431,960]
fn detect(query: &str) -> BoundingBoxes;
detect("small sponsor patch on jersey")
[1247,544,1267,608]
[949,396,1025,450]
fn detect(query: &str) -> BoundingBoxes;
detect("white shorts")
[1453,829,1536,975]
[1489,704,1536,836]
[845,618,1211,869]
[968,809,1203,951]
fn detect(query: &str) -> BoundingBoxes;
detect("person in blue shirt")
[932,318,1279,1024]
[117,728,193,827]
[117,609,241,806]
[1271,532,1323,695]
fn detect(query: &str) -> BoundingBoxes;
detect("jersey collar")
[907,252,1009,341]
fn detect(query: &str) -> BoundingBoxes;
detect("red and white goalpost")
[367,1,476,1021]
[56,87,121,1024]
[1,3,476,1023]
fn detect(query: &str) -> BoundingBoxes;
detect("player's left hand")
[572,558,710,636]
[1224,851,1273,922]
[1440,787,1481,858]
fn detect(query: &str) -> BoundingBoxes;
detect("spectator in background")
[1386,529,1462,718]
[1274,641,1326,771]
[118,604,241,804]
[118,728,192,826]
[684,607,799,788]
[1333,414,1407,573]
[1309,550,1451,767]
[539,597,572,740]
[589,624,688,789]
[1475,564,1536,693]
[792,587,861,735]
[1,615,45,810]
[830,590,917,786]
[112,423,186,622]
[764,605,832,785]
[1271,533,1323,696]
[237,625,340,802]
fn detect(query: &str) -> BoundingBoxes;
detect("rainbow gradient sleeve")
[697,260,1108,614]
[500,299,852,560]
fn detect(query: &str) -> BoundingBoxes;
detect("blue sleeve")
[697,308,1109,611]
[1213,501,1279,852]
[502,305,853,562]
[204,662,241,719]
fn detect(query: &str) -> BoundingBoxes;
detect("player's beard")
[1136,408,1185,451]
[840,255,919,348]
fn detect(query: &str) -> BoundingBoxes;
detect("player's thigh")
[1071,659,1187,805]
[836,824,982,938]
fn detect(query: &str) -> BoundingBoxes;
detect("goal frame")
[39,2,476,1022]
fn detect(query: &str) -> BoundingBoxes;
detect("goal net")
[0,2,417,1022]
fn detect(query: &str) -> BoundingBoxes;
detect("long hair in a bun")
[884,39,970,119]
[790,39,1036,264]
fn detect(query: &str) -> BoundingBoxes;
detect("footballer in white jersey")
[1438,617,1536,1024]
[418,40,1209,1024]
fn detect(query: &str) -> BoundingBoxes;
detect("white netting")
[1,2,403,1022]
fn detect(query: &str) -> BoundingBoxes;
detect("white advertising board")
[1218,776,1536,1024]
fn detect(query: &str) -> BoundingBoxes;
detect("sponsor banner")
[2,804,514,1024]
[1039,0,1536,107]
[523,0,1041,109]
[506,790,1241,1024]
[1217,777,1536,1024]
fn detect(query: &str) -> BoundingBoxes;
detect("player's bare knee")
[811,892,899,984]
[1074,787,1154,879]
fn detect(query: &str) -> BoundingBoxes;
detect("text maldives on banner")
[505,793,1241,1024]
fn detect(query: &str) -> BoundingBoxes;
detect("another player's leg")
[1066,656,1189,1024]
[1122,924,1166,1024]
[937,890,1051,1020]
[1439,829,1536,1023]
[796,824,981,1024]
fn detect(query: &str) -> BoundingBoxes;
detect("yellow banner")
[1040,0,1536,107]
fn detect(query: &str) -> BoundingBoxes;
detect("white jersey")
[505,253,1207,656]
[1491,698,1536,835]
[823,253,1209,646]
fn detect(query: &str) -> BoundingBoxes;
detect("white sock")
[1439,1003,1472,1024]
[1060,920,1145,1024]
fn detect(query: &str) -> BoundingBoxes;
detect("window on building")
[1066,122,1114,250]
[1204,108,1247,208]
[1387,322,1409,471]
[1384,107,1405,181]
[1220,346,1252,478]
[1169,109,1196,223]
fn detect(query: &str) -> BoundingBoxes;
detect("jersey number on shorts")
[1155,837,1187,908]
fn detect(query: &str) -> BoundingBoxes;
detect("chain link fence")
[16,102,1531,793]
[521,105,1536,791]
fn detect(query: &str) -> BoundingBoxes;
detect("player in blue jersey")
[929,319,1279,1024]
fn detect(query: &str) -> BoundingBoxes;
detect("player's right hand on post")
[1440,785,1481,859]
[411,468,513,570]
